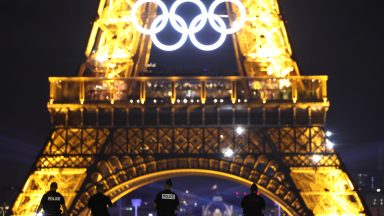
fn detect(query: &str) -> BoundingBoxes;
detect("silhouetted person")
[154,179,180,216]
[88,184,112,216]
[241,183,266,216]
[36,182,68,216]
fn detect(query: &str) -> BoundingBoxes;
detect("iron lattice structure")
[12,0,370,215]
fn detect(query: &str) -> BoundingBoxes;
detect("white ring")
[150,14,189,51]
[208,0,246,34]
[189,14,227,51]
[131,0,169,35]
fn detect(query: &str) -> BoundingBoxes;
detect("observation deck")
[48,76,329,127]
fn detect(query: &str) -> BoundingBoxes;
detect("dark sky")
[0,0,383,186]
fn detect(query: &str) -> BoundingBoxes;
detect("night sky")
[0,0,383,187]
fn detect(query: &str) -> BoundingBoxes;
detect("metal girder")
[290,167,366,215]
[230,0,299,77]
[12,169,87,216]
[34,127,333,164]
[80,0,154,77]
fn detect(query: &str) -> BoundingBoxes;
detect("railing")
[48,76,328,105]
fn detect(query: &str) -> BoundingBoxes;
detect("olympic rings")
[130,0,246,51]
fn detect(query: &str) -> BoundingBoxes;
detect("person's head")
[96,184,104,193]
[164,179,173,190]
[50,182,58,191]
[250,183,258,193]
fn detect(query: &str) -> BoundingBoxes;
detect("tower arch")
[74,156,304,215]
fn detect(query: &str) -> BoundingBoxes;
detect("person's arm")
[240,197,245,209]
[154,193,159,209]
[61,204,68,216]
[60,195,68,216]
[107,196,112,208]
[175,194,180,211]
[260,197,266,210]
[36,203,42,214]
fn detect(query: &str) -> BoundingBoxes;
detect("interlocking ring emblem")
[131,0,246,51]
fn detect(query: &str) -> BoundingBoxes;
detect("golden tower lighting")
[12,0,370,215]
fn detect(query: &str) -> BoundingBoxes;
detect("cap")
[165,179,173,186]
[250,183,258,192]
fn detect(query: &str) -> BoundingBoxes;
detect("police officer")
[154,179,180,216]
[36,182,68,216]
[88,184,112,216]
[241,183,266,216]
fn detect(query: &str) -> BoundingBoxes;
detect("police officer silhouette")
[36,182,68,216]
[154,179,180,216]
[88,184,112,216]
[241,183,266,216]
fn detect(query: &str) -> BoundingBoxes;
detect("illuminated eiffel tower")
[12,0,370,215]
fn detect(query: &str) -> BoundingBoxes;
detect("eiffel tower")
[12,0,370,215]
